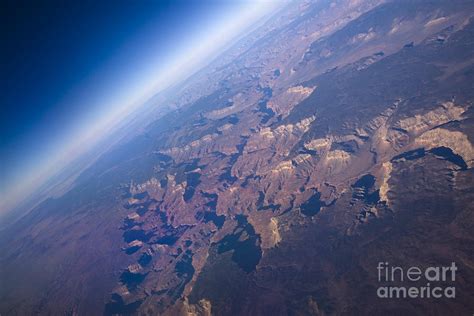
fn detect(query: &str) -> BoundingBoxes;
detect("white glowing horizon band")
[0,1,284,213]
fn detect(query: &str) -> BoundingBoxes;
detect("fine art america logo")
[377,262,457,299]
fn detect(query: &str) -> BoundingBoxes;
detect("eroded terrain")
[1,1,474,315]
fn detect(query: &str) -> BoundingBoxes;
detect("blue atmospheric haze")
[0,0,280,213]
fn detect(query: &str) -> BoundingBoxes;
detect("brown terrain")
[1,0,474,315]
